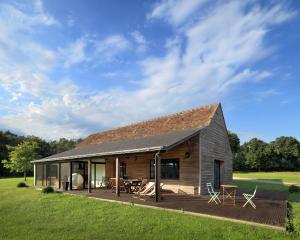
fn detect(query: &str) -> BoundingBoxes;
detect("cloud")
[254,89,280,102]
[60,37,88,68]
[60,34,131,68]
[131,31,148,53]
[94,34,131,62]
[148,0,208,26]
[33,0,59,26]
[0,0,296,140]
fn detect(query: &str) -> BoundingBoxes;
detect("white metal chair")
[207,183,221,204]
[242,186,257,209]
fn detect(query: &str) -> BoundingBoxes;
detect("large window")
[46,164,58,187]
[150,159,179,180]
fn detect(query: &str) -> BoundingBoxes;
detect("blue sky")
[0,0,299,143]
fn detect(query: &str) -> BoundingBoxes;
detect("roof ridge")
[90,102,220,136]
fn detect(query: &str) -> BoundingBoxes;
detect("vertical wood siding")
[199,105,233,194]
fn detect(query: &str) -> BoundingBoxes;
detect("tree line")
[1,130,299,177]
[228,132,300,171]
[0,131,82,177]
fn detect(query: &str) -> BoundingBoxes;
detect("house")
[32,102,233,200]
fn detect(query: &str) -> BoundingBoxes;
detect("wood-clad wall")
[199,105,233,194]
[105,135,200,194]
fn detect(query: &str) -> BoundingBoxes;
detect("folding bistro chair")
[242,186,257,209]
[207,183,221,204]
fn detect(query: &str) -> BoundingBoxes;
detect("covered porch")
[34,152,163,201]
[33,128,202,201]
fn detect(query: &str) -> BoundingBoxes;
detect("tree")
[49,138,82,154]
[269,136,300,170]
[3,141,41,181]
[0,131,25,177]
[228,131,240,155]
[243,138,267,171]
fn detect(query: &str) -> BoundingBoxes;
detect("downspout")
[154,151,161,202]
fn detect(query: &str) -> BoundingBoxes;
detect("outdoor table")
[124,179,142,193]
[221,184,238,206]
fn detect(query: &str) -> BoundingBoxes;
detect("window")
[120,161,126,178]
[150,159,179,180]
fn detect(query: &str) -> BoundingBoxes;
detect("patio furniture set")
[207,183,257,209]
[107,178,164,200]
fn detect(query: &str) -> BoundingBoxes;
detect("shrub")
[42,186,54,194]
[289,185,300,193]
[286,201,294,232]
[17,182,28,188]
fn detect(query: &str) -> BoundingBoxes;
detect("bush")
[17,182,28,188]
[286,201,294,232]
[289,185,300,193]
[42,186,54,194]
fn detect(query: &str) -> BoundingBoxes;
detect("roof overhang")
[31,128,202,163]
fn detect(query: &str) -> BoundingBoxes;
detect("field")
[0,178,299,240]
[234,172,300,184]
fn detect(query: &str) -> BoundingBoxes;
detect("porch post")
[58,162,61,189]
[33,164,36,186]
[154,152,161,202]
[115,157,120,197]
[88,159,92,193]
[69,162,72,190]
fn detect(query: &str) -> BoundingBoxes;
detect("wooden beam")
[69,162,72,190]
[94,163,96,189]
[42,164,44,186]
[116,157,120,197]
[33,164,36,186]
[88,160,92,193]
[154,152,161,202]
[58,163,61,189]
[45,164,48,186]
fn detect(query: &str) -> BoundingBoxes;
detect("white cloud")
[94,34,131,62]
[33,0,59,26]
[0,0,296,140]
[60,34,131,68]
[255,89,280,102]
[131,31,148,53]
[148,0,208,26]
[60,37,88,68]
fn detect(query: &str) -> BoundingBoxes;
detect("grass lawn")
[0,178,299,240]
[233,172,300,184]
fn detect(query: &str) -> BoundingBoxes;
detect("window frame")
[150,158,180,180]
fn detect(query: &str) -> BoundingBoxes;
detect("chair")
[134,182,155,197]
[138,183,164,201]
[242,186,257,209]
[207,183,221,204]
[133,178,148,193]
[110,178,126,192]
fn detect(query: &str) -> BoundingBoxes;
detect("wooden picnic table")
[221,184,238,206]
[124,179,142,193]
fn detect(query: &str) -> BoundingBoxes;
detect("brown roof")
[77,102,220,148]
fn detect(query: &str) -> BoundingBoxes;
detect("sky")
[0,0,299,143]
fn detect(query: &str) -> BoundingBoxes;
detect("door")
[214,160,221,189]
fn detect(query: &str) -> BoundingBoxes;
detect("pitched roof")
[32,128,201,163]
[77,102,219,148]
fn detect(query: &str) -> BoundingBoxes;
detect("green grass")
[233,179,289,191]
[0,178,299,240]
[234,172,300,184]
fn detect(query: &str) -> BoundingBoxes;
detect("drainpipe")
[154,151,161,202]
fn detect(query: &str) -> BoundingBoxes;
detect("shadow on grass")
[256,179,284,183]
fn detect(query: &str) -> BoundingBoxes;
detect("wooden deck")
[68,188,287,228]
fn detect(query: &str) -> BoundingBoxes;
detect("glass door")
[214,160,221,190]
